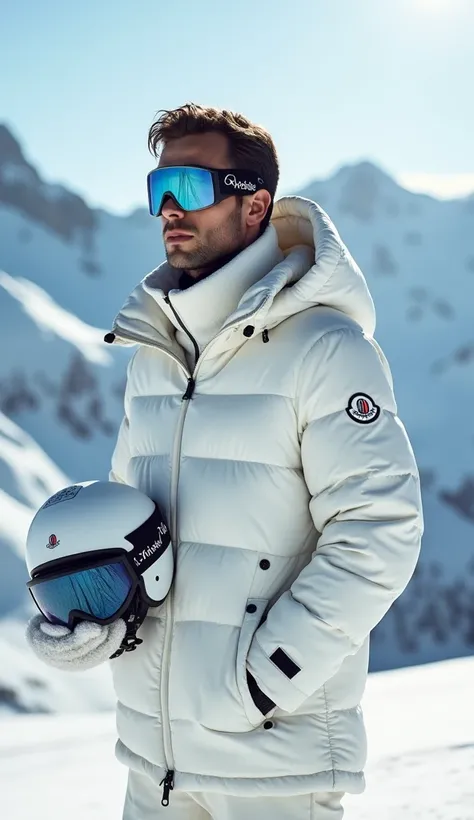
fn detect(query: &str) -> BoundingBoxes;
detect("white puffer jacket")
[107,197,423,801]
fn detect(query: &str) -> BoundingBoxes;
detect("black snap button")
[259,559,270,570]
[104,332,116,344]
[263,721,274,730]
[243,325,255,337]
[246,604,257,614]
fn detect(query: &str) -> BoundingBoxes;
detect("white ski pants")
[123,770,345,820]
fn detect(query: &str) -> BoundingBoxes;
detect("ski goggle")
[27,554,138,629]
[147,165,266,216]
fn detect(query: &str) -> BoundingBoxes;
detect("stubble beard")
[165,205,245,273]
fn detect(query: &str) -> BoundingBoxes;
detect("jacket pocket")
[235,598,275,728]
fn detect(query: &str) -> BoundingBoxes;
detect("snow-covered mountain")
[0,123,164,328]
[0,122,473,713]
[0,269,130,479]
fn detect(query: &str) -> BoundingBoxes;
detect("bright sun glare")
[417,0,461,11]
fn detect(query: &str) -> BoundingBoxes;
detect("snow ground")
[343,656,474,819]
[0,657,473,819]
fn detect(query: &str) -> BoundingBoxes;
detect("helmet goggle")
[27,504,171,629]
[147,165,266,216]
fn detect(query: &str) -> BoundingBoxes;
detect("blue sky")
[1,0,473,213]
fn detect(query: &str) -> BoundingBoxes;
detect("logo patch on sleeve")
[346,393,380,424]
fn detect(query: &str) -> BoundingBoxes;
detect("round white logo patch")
[346,393,380,424]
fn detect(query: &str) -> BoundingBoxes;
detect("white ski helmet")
[26,481,173,635]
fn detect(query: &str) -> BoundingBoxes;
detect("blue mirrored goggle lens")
[30,561,133,626]
[147,166,215,215]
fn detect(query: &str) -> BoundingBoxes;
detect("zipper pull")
[182,377,195,400]
[160,769,174,806]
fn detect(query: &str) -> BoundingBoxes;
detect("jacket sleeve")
[109,354,135,484]
[246,326,423,714]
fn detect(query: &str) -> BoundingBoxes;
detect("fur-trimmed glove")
[26,614,127,671]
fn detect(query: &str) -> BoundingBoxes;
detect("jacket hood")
[109,196,376,349]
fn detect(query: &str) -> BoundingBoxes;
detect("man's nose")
[161,195,185,220]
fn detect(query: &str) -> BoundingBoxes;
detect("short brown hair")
[148,102,279,233]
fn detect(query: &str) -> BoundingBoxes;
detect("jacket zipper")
[157,295,230,805]
[158,388,191,806]
[164,295,199,399]
[109,295,269,804]
[164,295,200,371]
[159,770,174,806]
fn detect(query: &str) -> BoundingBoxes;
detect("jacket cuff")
[247,637,309,714]
[246,670,276,716]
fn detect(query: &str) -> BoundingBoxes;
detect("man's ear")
[246,190,272,228]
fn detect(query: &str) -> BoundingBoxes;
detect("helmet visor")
[27,557,135,628]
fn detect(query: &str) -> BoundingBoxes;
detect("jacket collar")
[109,196,376,361]
[141,224,284,359]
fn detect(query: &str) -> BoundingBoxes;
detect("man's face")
[158,132,250,275]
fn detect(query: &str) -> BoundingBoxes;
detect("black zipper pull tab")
[262,329,269,343]
[182,377,195,400]
[160,770,174,806]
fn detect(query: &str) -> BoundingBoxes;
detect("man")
[106,103,423,819]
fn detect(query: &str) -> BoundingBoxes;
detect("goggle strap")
[215,169,266,197]
[109,594,148,659]
[124,504,171,576]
